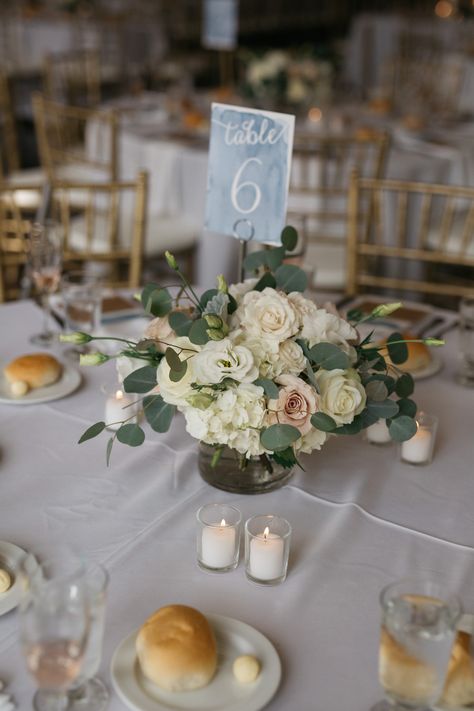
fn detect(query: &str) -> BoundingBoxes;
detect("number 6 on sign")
[205,103,295,245]
[231,158,262,214]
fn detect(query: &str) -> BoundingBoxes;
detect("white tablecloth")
[0,300,473,710]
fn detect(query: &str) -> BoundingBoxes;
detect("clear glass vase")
[198,444,294,494]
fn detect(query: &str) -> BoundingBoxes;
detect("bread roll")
[4,354,62,390]
[136,605,217,692]
[379,626,439,702]
[381,334,432,373]
[440,631,474,708]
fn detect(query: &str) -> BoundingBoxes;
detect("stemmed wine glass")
[18,549,89,711]
[372,577,461,711]
[26,220,63,346]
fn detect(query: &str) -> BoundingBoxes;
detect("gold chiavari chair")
[43,49,102,108]
[33,93,118,185]
[346,173,474,301]
[287,131,389,291]
[0,172,148,302]
[0,72,20,175]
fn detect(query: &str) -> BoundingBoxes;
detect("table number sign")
[202,0,238,51]
[205,103,295,245]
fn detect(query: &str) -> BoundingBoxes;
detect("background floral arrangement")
[68,226,442,470]
[241,48,334,109]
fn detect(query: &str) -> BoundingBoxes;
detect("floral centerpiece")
[241,49,333,111]
[64,227,442,493]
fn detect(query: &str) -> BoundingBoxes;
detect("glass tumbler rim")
[196,503,242,527]
[245,514,292,540]
[379,575,462,624]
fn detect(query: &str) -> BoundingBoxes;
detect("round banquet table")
[0,300,473,711]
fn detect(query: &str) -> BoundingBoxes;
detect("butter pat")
[10,380,28,397]
[233,655,260,683]
[0,569,12,593]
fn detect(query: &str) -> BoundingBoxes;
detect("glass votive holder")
[365,419,392,446]
[101,383,138,431]
[245,515,291,586]
[196,504,241,573]
[400,412,438,466]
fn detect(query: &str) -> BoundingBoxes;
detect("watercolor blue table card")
[205,103,295,245]
[202,0,238,51]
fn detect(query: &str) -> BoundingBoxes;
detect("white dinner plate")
[111,614,281,711]
[0,363,81,405]
[0,541,30,615]
[410,354,443,381]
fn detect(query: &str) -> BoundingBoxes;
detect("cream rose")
[228,278,258,303]
[315,368,366,425]
[278,340,306,376]
[267,374,318,436]
[192,338,258,385]
[301,308,358,353]
[156,337,198,406]
[232,287,299,343]
[287,291,318,326]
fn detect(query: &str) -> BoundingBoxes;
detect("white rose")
[192,338,258,385]
[297,427,328,454]
[156,337,198,407]
[315,368,366,425]
[278,339,306,376]
[287,292,318,326]
[232,287,299,343]
[301,308,358,352]
[229,278,258,303]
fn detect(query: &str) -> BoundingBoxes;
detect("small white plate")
[410,354,443,381]
[0,363,81,405]
[0,541,30,615]
[111,614,281,711]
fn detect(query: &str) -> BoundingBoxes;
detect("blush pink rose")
[267,374,318,436]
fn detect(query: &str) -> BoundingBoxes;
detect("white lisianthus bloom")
[183,383,266,457]
[287,291,318,326]
[228,278,258,303]
[192,338,258,385]
[301,308,358,353]
[278,339,306,376]
[315,368,366,425]
[296,426,328,454]
[232,287,299,343]
[156,337,198,406]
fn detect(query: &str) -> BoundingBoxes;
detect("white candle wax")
[367,420,391,444]
[201,521,236,569]
[401,427,433,464]
[249,530,284,581]
[105,390,136,431]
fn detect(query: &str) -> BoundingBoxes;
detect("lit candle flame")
[263,526,270,540]
[220,519,226,527]
[116,390,123,400]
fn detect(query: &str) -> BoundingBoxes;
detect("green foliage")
[365,380,388,402]
[260,424,301,451]
[254,377,280,399]
[386,332,409,364]
[271,446,298,469]
[254,272,277,291]
[106,437,114,466]
[143,395,176,433]
[281,225,298,251]
[188,318,210,345]
[123,365,157,394]
[395,373,414,398]
[310,412,338,432]
[366,399,399,419]
[388,416,418,442]
[264,246,286,271]
[396,398,417,418]
[116,423,145,447]
[141,285,172,317]
[168,311,193,337]
[309,343,350,370]
[78,421,106,444]
[199,289,218,310]
[275,263,307,293]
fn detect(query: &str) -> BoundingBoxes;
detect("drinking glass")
[372,577,461,711]
[67,562,109,711]
[18,548,89,711]
[61,271,102,359]
[27,221,63,347]
[456,296,474,387]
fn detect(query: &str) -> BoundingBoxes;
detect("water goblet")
[61,270,102,360]
[27,221,63,347]
[372,577,461,711]
[67,562,109,711]
[18,548,89,711]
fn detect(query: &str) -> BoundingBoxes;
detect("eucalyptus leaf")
[143,394,176,433]
[227,293,238,314]
[106,437,114,466]
[388,415,418,442]
[78,421,106,444]
[271,446,297,469]
[265,246,286,270]
[387,332,408,365]
[168,311,193,337]
[254,377,279,399]
[123,365,157,394]
[243,249,268,272]
[335,418,363,435]
[116,423,145,447]
[365,380,388,402]
[254,272,276,291]
[310,412,338,432]
[169,361,188,382]
[364,374,396,394]
[395,373,415,398]
[189,318,210,345]
[143,287,172,317]
[275,263,308,293]
[309,342,350,370]
[397,398,417,418]
[281,225,298,251]
[260,424,301,452]
[199,289,218,309]
[366,399,399,419]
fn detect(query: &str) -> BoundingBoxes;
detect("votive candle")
[400,413,438,465]
[197,504,241,573]
[245,515,291,586]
